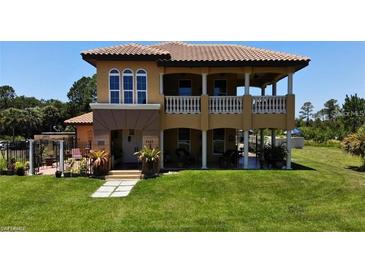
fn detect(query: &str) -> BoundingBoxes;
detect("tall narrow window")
[136,69,147,104]
[123,69,134,104]
[109,69,120,103]
[214,80,227,96]
[177,128,191,152]
[213,128,225,154]
[178,79,192,96]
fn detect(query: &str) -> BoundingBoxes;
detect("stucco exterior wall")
[75,125,93,145]
[95,60,163,104]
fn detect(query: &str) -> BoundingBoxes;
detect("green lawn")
[0,146,365,231]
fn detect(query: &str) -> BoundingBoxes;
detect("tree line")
[298,93,365,143]
[0,75,96,141]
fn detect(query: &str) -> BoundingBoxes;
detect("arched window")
[136,69,147,104]
[123,69,134,104]
[109,69,120,104]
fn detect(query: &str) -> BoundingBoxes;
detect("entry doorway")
[122,129,142,164]
[111,129,142,169]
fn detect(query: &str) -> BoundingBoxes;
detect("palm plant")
[89,150,109,176]
[134,146,160,177]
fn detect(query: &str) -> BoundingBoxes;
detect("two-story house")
[65,42,310,170]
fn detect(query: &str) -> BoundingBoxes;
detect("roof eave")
[157,59,310,69]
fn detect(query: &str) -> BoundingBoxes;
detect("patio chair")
[71,148,82,160]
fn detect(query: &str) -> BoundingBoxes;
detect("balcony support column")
[202,73,207,95]
[243,130,249,169]
[272,82,277,96]
[202,130,207,169]
[160,130,164,169]
[160,73,164,95]
[271,130,276,147]
[287,73,293,95]
[244,73,250,95]
[286,130,292,169]
[259,87,265,159]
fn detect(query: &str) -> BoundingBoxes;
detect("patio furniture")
[71,148,82,160]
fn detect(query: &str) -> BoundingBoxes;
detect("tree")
[41,105,61,131]
[67,74,96,116]
[24,107,43,138]
[0,108,27,141]
[342,125,365,170]
[342,93,365,133]
[323,99,340,121]
[299,102,314,125]
[0,85,16,109]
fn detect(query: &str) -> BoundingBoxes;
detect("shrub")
[341,126,365,170]
[89,150,109,176]
[15,161,25,176]
[263,144,287,169]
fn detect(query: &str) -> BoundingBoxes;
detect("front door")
[122,129,142,163]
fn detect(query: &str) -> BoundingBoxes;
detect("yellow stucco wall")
[94,61,296,132]
[96,60,163,104]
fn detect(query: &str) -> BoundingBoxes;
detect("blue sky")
[1,41,364,116]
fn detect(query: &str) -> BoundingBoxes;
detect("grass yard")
[0,146,365,232]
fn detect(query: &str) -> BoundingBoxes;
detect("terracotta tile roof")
[152,42,310,62]
[81,43,170,57]
[64,112,93,125]
[82,42,310,63]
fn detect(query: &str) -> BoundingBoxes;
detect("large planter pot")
[142,160,159,178]
[16,168,25,176]
[55,171,62,178]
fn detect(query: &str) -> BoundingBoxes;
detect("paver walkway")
[91,180,139,198]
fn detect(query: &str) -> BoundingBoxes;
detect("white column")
[160,130,164,169]
[28,139,34,175]
[287,73,293,95]
[243,130,249,169]
[244,73,250,95]
[160,73,164,95]
[202,73,207,95]
[202,130,207,169]
[272,82,277,96]
[59,140,64,173]
[286,130,292,169]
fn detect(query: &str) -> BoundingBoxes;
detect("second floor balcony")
[164,95,288,114]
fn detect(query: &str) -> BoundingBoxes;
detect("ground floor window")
[177,128,191,152]
[213,128,225,155]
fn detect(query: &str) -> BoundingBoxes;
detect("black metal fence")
[0,141,30,172]
[0,139,93,176]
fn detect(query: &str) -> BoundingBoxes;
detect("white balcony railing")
[165,96,201,114]
[252,96,287,114]
[209,96,243,114]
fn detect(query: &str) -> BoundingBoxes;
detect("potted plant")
[63,158,74,178]
[15,161,25,176]
[7,158,16,175]
[134,146,160,178]
[89,150,109,177]
[71,166,80,177]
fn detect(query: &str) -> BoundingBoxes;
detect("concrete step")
[109,170,141,175]
[105,174,141,180]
